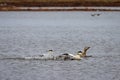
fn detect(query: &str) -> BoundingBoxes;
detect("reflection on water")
[0,11,120,80]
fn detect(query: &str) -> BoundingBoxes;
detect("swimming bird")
[24,50,54,60]
[56,47,90,60]
[91,13,101,16]
[56,53,74,60]
[38,50,53,56]
[91,14,95,16]
[69,46,91,60]
[44,50,54,60]
[56,52,82,60]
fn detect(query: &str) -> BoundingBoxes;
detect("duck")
[55,53,74,60]
[56,47,90,60]
[39,50,53,56]
[71,46,90,60]
[91,13,101,16]
[24,50,54,60]
[39,50,54,60]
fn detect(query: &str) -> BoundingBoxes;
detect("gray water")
[0,11,120,80]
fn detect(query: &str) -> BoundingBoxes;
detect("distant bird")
[91,14,96,16]
[39,50,53,56]
[56,47,91,60]
[24,50,54,60]
[91,13,101,16]
[97,13,100,16]
[40,50,54,60]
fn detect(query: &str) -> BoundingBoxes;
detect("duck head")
[48,50,54,54]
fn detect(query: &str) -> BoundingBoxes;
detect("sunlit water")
[0,11,120,80]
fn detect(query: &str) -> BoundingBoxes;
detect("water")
[0,11,120,80]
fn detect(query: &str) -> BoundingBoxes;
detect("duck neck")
[48,51,53,55]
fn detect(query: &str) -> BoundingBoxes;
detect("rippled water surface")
[0,11,120,80]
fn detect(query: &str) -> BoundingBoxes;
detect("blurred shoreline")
[0,0,120,11]
[0,7,120,11]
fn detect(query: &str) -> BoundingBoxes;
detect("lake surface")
[0,11,120,80]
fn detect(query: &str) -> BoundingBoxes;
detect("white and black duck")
[55,47,91,60]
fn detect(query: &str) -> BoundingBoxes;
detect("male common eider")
[24,50,54,60]
[41,50,54,60]
[56,47,90,60]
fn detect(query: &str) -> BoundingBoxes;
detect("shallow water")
[0,11,120,80]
